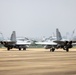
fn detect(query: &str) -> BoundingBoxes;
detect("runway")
[0,48,76,75]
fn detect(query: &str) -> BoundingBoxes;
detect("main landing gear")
[19,47,26,51]
[50,47,55,52]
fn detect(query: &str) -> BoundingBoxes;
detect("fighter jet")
[0,31,32,51]
[36,38,57,52]
[35,29,60,52]
[35,28,76,52]
[54,29,76,52]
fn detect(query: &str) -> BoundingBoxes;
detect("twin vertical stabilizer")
[56,28,62,41]
[10,31,16,42]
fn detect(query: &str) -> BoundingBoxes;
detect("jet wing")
[16,40,32,45]
[54,41,65,44]
[35,41,57,45]
[54,40,76,44]
[0,40,16,44]
[16,42,31,45]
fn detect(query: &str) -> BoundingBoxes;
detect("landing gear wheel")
[66,48,69,52]
[19,48,21,51]
[23,48,26,50]
[51,48,55,52]
[7,48,10,51]
[50,48,55,52]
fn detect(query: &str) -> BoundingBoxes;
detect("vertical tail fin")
[70,29,75,40]
[10,31,16,42]
[56,28,62,40]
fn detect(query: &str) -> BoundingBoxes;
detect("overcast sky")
[0,0,76,39]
